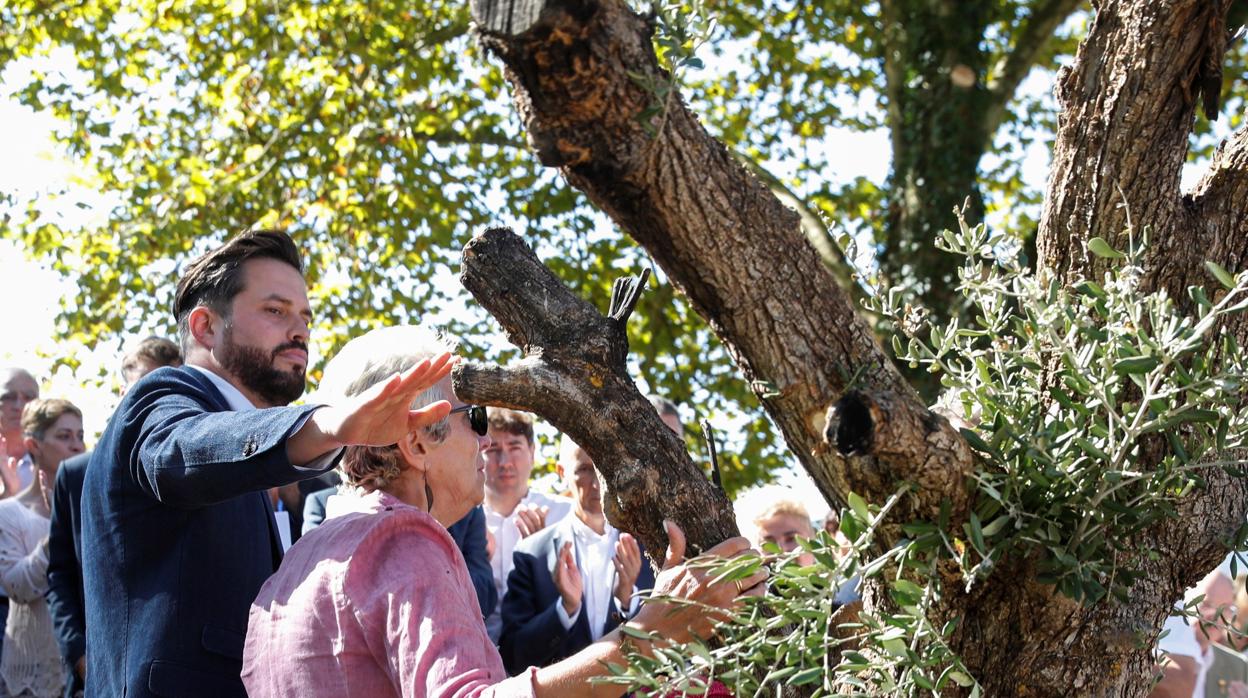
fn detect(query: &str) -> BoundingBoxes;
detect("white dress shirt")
[483,489,573,641]
[554,515,640,641]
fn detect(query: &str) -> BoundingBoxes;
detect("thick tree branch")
[471,0,976,533]
[732,153,859,296]
[1037,0,1232,288]
[1191,125,1248,272]
[984,0,1085,135]
[452,227,738,563]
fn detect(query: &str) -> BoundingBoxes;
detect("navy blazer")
[80,366,338,698]
[446,505,498,620]
[303,486,497,619]
[499,517,655,675]
[299,485,334,534]
[46,451,90,697]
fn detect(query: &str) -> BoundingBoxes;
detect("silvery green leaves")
[866,213,1248,608]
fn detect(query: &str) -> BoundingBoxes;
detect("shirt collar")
[569,512,615,543]
[187,364,256,412]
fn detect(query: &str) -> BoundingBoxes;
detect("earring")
[424,479,435,515]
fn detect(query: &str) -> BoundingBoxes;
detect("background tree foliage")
[0,0,1243,493]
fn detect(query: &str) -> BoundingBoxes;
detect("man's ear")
[188,306,222,350]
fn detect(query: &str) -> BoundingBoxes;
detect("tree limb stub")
[452,227,739,563]
[472,0,975,531]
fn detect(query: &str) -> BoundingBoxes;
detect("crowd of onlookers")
[0,229,856,698]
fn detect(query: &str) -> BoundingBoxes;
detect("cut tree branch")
[451,227,738,562]
[471,0,976,534]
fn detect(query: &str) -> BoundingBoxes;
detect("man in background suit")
[499,436,654,675]
[80,230,454,698]
[46,336,183,697]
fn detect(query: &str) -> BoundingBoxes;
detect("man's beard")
[219,325,306,406]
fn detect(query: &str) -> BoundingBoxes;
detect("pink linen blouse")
[242,490,538,698]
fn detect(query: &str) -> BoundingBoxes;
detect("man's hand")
[1230,680,1248,698]
[612,533,642,609]
[288,353,455,465]
[554,541,583,617]
[0,435,20,498]
[515,504,550,538]
[75,655,87,680]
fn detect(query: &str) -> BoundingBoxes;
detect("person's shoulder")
[1211,642,1248,666]
[530,490,573,515]
[513,517,566,558]
[121,365,219,408]
[59,452,92,477]
[0,498,37,526]
[335,505,458,566]
[0,497,22,517]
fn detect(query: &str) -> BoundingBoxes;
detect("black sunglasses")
[450,404,488,436]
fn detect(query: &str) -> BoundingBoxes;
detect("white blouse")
[0,498,63,698]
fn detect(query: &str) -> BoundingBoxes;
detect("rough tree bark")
[451,227,738,560]
[468,0,1247,694]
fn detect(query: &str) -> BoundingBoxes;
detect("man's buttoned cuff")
[555,600,580,630]
[289,408,344,471]
[294,446,343,472]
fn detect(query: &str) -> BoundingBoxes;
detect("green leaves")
[1086,236,1125,259]
[870,210,1248,621]
[1207,260,1237,290]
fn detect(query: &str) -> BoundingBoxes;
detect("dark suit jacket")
[446,505,497,620]
[80,366,338,698]
[46,451,91,697]
[1204,643,1248,697]
[302,487,496,618]
[300,485,335,534]
[499,517,655,675]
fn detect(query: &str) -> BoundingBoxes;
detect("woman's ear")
[24,436,40,461]
[395,428,429,473]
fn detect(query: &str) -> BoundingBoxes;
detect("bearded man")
[79,230,454,698]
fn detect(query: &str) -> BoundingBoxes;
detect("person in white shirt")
[497,436,653,674]
[0,367,40,664]
[1153,569,1248,698]
[0,398,85,698]
[481,408,572,642]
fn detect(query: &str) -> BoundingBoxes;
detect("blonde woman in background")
[0,399,85,697]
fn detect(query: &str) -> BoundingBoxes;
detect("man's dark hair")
[487,408,535,446]
[173,230,302,351]
[126,336,183,370]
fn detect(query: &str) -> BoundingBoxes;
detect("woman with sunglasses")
[243,326,766,697]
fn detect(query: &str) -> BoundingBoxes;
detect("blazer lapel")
[179,365,232,412]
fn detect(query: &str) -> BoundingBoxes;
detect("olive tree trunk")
[467,0,1248,694]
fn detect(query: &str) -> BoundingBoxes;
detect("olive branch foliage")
[602,212,1248,696]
